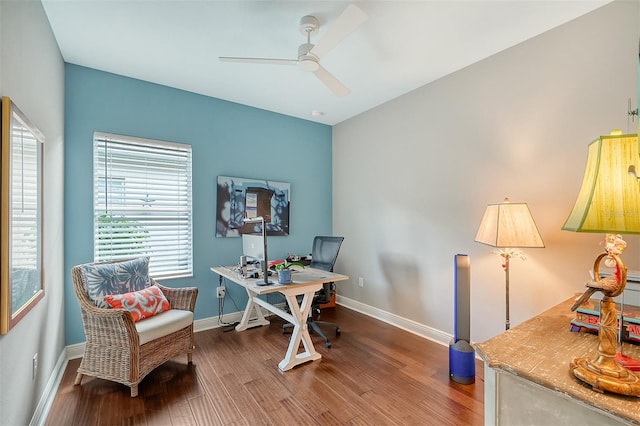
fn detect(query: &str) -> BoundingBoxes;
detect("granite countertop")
[476,297,640,424]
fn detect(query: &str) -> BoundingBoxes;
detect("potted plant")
[274,260,305,284]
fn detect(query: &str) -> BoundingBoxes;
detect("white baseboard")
[335,295,453,347]
[29,348,68,426]
[66,341,84,360]
[35,299,451,423]
[193,309,247,333]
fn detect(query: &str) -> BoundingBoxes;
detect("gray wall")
[0,1,65,424]
[333,0,640,343]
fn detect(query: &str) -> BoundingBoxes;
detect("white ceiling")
[41,0,612,125]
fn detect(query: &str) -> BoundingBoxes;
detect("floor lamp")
[475,198,544,330]
[563,131,640,396]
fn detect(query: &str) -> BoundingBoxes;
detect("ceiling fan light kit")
[219,4,368,97]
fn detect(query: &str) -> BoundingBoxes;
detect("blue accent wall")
[64,64,333,345]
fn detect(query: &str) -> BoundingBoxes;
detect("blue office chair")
[284,236,344,348]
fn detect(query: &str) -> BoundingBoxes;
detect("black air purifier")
[449,254,475,384]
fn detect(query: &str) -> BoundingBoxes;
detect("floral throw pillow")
[80,257,151,308]
[104,285,171,322]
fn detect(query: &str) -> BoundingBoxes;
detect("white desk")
[211,266,348,371]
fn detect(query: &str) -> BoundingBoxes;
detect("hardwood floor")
[46,307,484,425]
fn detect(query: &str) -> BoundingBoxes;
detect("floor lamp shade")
[563,133,640,234]
[475,200,544,249]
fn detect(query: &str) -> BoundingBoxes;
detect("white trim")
[336,294,453,347]
[29,349,68,426]
[192,309,247,333]
[484,362,497,426]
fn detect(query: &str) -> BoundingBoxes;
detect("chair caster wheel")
[325,341,332,348]
[336,328,341,336]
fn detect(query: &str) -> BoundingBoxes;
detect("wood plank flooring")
[46,306,484,425]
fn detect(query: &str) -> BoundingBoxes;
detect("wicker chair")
[71,259,198,397]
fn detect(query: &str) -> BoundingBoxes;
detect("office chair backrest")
[309,236,344,272]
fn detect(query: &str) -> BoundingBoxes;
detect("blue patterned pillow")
[80,257,151,308]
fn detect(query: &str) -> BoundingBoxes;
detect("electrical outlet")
[216,286,226,299]
[32,353,38,380]
[358,277,364,288]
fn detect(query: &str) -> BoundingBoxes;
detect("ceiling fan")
[219,4,368,97]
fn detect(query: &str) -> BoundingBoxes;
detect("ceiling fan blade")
[219,57,297,66]
[310,4,368,59]
[313,65,350,97]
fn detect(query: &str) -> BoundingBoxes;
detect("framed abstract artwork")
[0,97,45,334]
[216,175,290,237]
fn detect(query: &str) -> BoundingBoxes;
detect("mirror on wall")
[0,96,44,334]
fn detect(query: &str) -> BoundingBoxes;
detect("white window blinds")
[93,132,193,279]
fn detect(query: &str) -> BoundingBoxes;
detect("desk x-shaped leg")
[278,289,321,371]
[235,288,271,331]
[235,284,322,371]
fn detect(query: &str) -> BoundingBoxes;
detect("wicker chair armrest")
[80,304,139,346]
[154,281,198,312]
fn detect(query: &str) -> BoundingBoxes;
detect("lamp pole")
[503,251,511,330]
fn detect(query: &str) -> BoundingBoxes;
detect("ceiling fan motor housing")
[297,43,319,71]
[299,15,319,36]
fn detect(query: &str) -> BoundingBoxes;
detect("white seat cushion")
[135,309,193,345]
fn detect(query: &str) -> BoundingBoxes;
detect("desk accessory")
[240,255,247,277]
[272,260,305,284]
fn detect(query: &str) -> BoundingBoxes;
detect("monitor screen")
[242,234,264,261]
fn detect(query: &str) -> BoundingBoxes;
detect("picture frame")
[1,96,45,334]
[216,175,290,237]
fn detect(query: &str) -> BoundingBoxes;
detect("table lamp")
[562,130,640,396]
[475,198,544,330]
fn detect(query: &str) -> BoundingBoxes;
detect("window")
[93,132,193,279]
